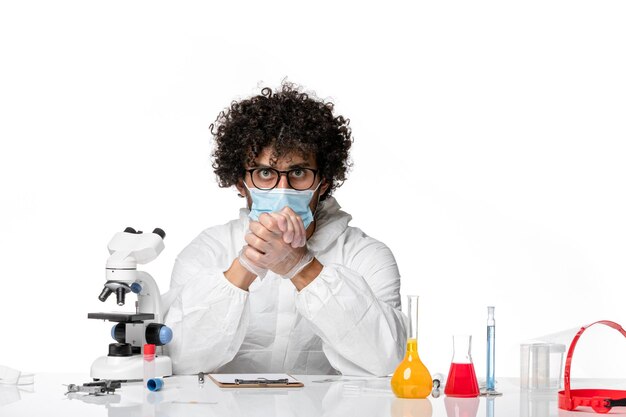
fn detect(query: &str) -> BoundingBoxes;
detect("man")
[164,82,406,376]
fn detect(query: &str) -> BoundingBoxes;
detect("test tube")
[144,344,156,388]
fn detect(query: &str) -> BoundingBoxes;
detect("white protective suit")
[163,197,407,376]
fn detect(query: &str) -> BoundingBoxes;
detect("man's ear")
[236,179,246,198]
[319,179,331,198]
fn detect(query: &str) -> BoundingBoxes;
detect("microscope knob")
[130,282,142,294]
[159,326,173,344]
[152,228,166,239]
[145,323,173,346]
[108,343,133,357]
[111,323,126,343]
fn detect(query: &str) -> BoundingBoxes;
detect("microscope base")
[90,355,172,381]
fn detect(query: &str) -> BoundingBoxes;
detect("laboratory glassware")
[444,335,480,398]
[391,295,433,399]
[486,306,495,391]
[520,342,565,391]
[143,344,155,388]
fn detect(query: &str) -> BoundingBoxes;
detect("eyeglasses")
[246,167,319,191]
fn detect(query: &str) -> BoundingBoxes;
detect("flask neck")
[406,338,418,353]
[405,338,422,362]
[452,335,473,364]
[406,295,419,339]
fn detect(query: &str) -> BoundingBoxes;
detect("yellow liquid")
[391,338,433,399]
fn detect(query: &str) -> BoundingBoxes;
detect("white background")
[1,0,626,380]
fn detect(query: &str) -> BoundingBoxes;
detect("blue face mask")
[245,182,322,229]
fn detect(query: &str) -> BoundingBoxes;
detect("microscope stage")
[87,312,155,323]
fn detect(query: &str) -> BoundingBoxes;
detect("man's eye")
[259,169,273,178]
[291,169,304,177]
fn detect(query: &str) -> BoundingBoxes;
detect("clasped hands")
[239,206,314,280]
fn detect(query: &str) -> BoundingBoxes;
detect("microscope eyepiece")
[124,227,137,234]
[152,228,166,239]
[116,287,126,306]
[98,287,113,302]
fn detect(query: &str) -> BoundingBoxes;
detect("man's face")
[236,147,330,217]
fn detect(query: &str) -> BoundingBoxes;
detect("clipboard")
[208,373,304,388]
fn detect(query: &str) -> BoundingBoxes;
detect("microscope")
[88,227,173,381]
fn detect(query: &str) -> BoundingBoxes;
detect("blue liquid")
[486,325,495,390]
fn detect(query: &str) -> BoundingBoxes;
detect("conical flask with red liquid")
[444,335,479,398]
[391,295,433,399]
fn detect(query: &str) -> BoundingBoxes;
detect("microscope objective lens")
[116,287,126,306]
[98,287,113,302]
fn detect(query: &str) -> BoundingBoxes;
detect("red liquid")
[444,362,479,397]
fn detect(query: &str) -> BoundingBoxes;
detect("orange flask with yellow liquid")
[391,295,433,399]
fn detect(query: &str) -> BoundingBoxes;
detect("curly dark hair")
[210,81,353,200]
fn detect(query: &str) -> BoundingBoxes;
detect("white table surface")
[2,374,625,417]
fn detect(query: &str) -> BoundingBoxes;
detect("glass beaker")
[391,295,433,399]
[519,342,565,391]
[444,335,480,398]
